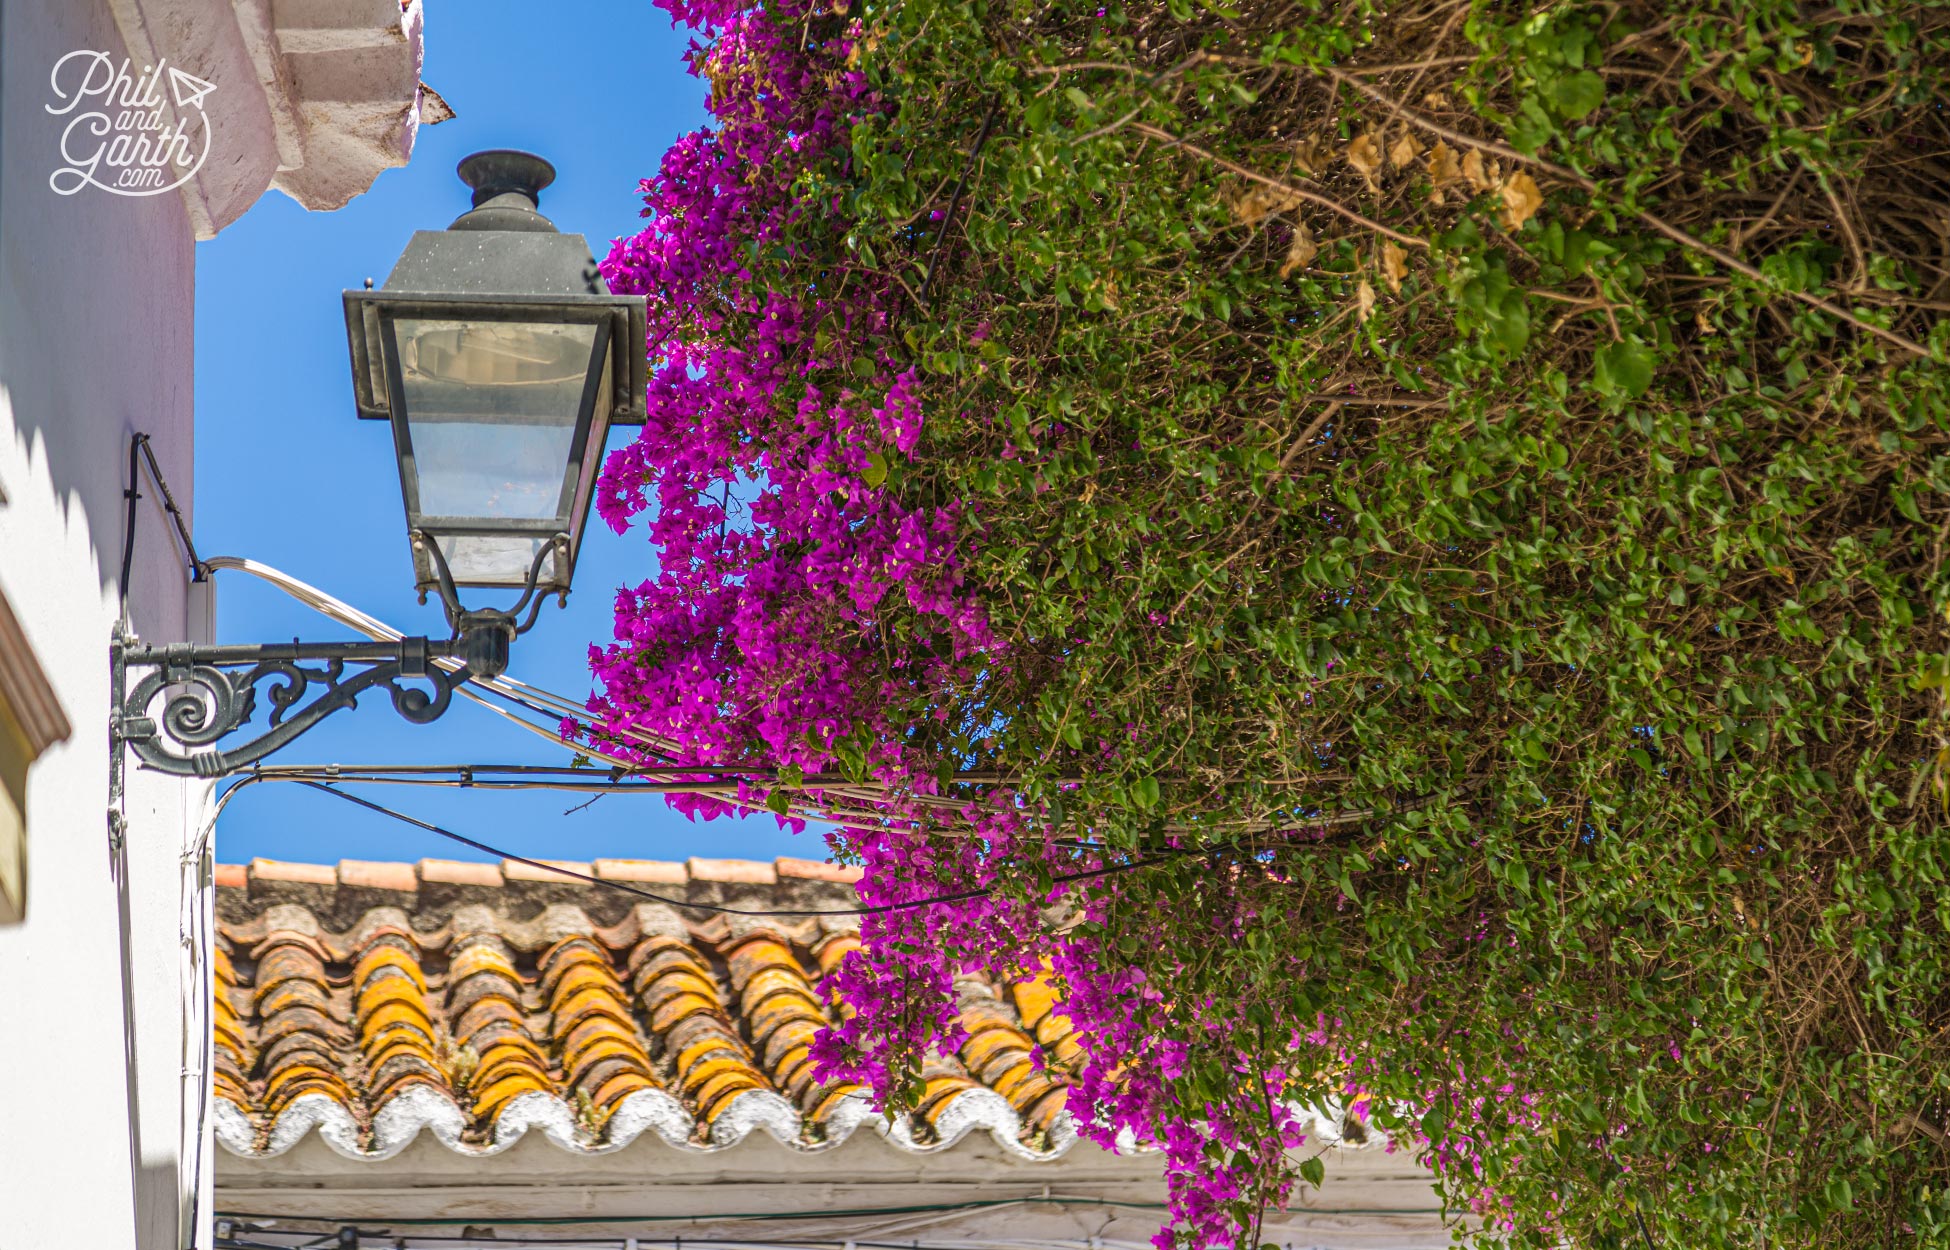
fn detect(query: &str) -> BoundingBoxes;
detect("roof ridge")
[215,855,862,891]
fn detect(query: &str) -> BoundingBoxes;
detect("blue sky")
[197,1,815,867]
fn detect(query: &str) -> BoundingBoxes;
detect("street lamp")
[111,151,646,777]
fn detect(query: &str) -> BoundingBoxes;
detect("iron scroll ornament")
[111,637,471,778]
[110,535,568,777]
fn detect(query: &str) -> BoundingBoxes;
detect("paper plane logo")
[167,67,217,112]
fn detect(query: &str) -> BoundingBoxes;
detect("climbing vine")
[586,0,1950,1244]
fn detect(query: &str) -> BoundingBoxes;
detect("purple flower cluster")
[587,0,986,807]
[582,1,1395,1242]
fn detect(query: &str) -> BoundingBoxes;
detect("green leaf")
[1299,1156,1326,1187]
[1594,337,1655,398]
[1552,70,1606,119]
[862,451,890,489]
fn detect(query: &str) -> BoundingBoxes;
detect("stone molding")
[106,0,434,238]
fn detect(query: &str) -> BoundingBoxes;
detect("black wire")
[249,762,1082,784]
[120,432,209,605]
[216,1196,1171,1233]
[118,433,143,606]
[221,1230,1432,1248]
[234,1232,1037,1240]
[296,779,1173,917]
[136,432,207,580]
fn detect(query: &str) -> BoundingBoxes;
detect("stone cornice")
[107,0,433,238]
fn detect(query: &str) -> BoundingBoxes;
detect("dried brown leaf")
[1498,172,1544,231]
[1380,241,1408,294]
[1279,220,1318,278]
[1355,278,1376,322]
[1461,147,1491,193]
[1293,133,1330,177]
[1229,177,1307,226]
[1427,141,1462,188]
[1228,186,1271,226]
[1346,134,1383,188]
[1388,132,1425,170]
[1426,140,1462,205]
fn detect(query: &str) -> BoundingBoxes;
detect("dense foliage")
[584,0,1950,1244]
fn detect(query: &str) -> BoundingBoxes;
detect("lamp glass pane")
[431,534,559,587]
[391,317,599,525]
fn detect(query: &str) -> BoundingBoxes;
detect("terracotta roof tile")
[775,856,863,883]
[211,859,1081,1158]
[338,860,418,892]
[419,858,504,887]
[593,858,688,884]
[689,857,777,884]
[502,858,593,883]
[249,858,336,886]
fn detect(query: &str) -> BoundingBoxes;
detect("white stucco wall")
[0,1,210,1247]
[0,1,425,1245]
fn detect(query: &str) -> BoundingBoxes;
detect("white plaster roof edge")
[216,1086,1086,1163]
[217,1090,1388,1164]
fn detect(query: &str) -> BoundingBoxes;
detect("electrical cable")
[293,779,1173,918]
[119,434,144,610]
[211,1193,1451,1247]
[120,432,208,610]
[215,1197,1172,1228]
[195,556,1401,833]
[223,1232,1177,1240]
[136,433,209,582]
[198,556,678,773]
[182,774,268,1250]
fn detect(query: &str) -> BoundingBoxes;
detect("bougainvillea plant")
[582,0,1950,1245]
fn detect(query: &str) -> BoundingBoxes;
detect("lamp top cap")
[458,150,556,203]
[451,150,558,232]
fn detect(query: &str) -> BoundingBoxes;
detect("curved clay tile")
[213,860,1107,1161]
[630,932,773,1135]
[956,982,1072,1135]
[538,936,658,1120]
[911,1067,985,1143]
[811,931,863,977]
[1012,967,1085,1068]
[352,939,427,992]
[352,929,445,1110]
[722,932,864,1124]
[212,940,255,1117]
[249,927,335,968]
[442,932,550,1126]
[252,933,354,1116]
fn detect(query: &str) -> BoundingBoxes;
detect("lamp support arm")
[111,634,473,778]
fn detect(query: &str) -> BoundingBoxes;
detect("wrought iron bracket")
[111,634,473,777]
[109,456,569,776]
